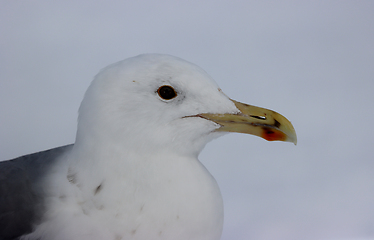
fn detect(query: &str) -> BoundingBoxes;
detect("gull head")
[76,54,296,157]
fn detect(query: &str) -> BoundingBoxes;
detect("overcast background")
[1,1,374,240]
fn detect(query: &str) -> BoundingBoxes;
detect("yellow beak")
[200,99,297,145]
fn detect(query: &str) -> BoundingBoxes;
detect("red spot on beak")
[261,128,287,142]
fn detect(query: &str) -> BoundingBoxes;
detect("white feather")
[22,54,239,240]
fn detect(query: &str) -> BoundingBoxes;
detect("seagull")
[0,54,297,240]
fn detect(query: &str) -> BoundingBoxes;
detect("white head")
[75,54,238,158]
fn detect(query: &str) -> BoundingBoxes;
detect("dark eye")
[157,85,177,100]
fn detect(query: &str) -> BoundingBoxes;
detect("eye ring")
[157,85,177,100]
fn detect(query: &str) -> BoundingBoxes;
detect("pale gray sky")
[1,1,374,240]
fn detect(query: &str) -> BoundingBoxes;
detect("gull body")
[0,54,296,240]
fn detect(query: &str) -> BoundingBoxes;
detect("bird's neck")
[60,138,223,240]
[67,139,194,196]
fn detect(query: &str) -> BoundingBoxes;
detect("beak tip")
[289,134,297,145]
[287,129,297,145]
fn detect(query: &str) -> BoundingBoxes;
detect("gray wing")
[0,145,73,240]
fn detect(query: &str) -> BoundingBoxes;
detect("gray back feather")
[0,145,73,240]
